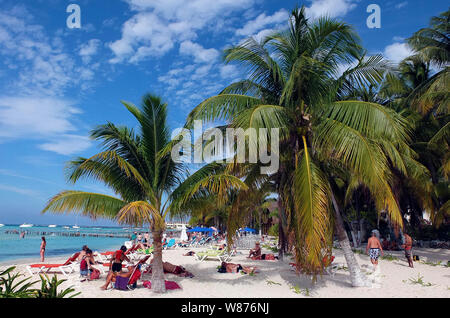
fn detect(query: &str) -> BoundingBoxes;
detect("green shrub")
[0,266,81,298]
[0,267,38,298]
[36,274,81,298]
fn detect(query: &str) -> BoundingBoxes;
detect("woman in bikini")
[108,245,130,274]
[40,237,46,262]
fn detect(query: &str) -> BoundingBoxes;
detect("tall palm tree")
[186,7,416,286]
[406,8,449,115]
[42,94,246,293]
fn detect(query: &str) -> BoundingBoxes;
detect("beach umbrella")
[239,227,256,233]
[180,224,188,241]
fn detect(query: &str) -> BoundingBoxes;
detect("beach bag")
[114,276,129,290]
[413,255,420,261]
[90,268,100,280]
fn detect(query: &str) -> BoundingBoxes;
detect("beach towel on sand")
[143,280,181,290]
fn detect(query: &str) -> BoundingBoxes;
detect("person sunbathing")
[248,242,262,259]
[218,262,259,274]
[100,265,135,290]
[147,259,194,277]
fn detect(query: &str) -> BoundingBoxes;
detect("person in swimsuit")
[40,236,46,262]
[80,249,100,281]
[100,265,136,290]
[402,232,414,268]
[248,242,261,259]
[366,230,383,269]
[108,245,130,274]
[77,245,89,261]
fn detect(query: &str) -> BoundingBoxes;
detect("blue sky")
[0,0,447,226]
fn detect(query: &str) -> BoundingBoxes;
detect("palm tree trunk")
[151,229,166,293]
[277,198,286,260]
[331,193,369,287]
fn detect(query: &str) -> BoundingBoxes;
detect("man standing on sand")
[402,232,414,268]
[366,230,384,269]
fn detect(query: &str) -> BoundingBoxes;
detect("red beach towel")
[142,280,181,290]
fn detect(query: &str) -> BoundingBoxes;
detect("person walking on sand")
[40,236,46,262]
[402,232,414,268]
[366,230,383,270]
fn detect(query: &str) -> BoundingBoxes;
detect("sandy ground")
[1,246,449,298]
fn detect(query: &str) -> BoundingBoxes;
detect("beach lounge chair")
[164,238,176,249]
[194,249,230,262]
[217,249,236,262]
[26,252,80,277]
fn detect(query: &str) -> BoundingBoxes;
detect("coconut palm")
[406,8,449,115]
[41,93,246,293]
[186,7,417,286]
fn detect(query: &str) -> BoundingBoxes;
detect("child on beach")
[40,237,46,262]
[77,245,89,261]
[80,249,100,281]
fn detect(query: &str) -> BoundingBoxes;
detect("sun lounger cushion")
[29,264,63,268]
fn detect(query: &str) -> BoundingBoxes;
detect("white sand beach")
[2,246,449,298]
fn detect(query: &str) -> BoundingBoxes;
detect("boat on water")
[48,224,57,228]
[63,226,70,229]
[72,225,80,229]
[19,223,33,228]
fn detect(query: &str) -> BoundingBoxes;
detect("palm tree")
[186,7,416,286]
[406,8,449,115]
[42,94,246,293]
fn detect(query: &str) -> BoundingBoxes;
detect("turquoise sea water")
[0,224,141,263]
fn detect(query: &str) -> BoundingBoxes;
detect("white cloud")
[384,42,414,64]
[0,96,80,139]
[220,64,239,79]
[0,96,91,155]
[305,0,358,19]
[38,134,92,156]
[109,0,256,63]
[0,184,41,199]
[235,9,288,37]
[395,2,408,9]
[179,41,219,64]
[0,7,99,96]
[79,39,102,64]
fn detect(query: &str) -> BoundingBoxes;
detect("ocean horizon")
[0,224,142,264]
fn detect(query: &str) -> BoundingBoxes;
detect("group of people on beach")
[33,226,418,292]
[366,230,415,269]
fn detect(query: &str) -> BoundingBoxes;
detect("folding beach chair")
[26,252,80,277]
